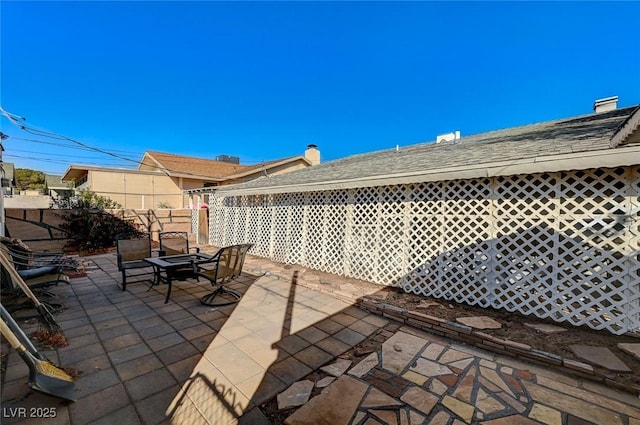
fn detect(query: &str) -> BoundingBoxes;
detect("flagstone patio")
[1,251,639,425]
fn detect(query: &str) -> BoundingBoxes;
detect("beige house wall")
[86,170,182,210]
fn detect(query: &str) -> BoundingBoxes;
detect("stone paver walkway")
[1,250,639,425]
[286,328,640,425]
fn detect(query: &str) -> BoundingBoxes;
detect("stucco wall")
[87,170,182,210]
[4,208,196,251]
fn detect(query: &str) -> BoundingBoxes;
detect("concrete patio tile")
[156,342,200,366]
[205,341,252,367]
[218,323,254,341]
[97,323,138,341]
[269,356,313,385]
[277,334,312,355]
[185,366,251,422]
[218,355,264,384]
[343,305,370,319]
[331,312,359,327]
[238,407,270,425]
[138,323,175,340]
[61,330,100,349]
[166,354,201,383]
[314,318,345,335]
[59,343,106,365]
[69,384,130,425]
[63,323,96,338]
[315,336,351,357]
[115,354,165,381]
[108,342,153,365]
[238,372,288,406]
[125,368,178,402]
[361,314,390,327]
[178,323,216,341]
[294,345,334,369]
[130,316,167,331]
[102,332,144,351]
[334,327,367,346]
[90,405,142,425]
[146,332,187,352]
[349,319,382,337]
[67,353,112,377]
[171,316,205,331]
[134,385,181,425]
[296,326,331,344]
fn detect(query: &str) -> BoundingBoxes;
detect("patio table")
[144,253,214,303]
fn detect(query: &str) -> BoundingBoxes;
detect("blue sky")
[1,1,639,175]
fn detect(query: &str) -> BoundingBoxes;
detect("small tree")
[54,190,139,252]
[15,168,46,190]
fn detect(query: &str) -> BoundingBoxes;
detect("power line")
[0,106,288,178]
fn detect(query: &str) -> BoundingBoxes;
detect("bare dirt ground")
[380,288,640,389]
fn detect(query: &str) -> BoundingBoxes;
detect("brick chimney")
[305,144,320,165]
[593,96,618,113]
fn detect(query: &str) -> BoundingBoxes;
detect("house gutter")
[212,146,640,196]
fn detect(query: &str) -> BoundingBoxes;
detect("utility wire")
[1,106,291,177]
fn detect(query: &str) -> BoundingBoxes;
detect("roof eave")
[224,156,311,180]
[212,146,640,196]
[610,106,640,148]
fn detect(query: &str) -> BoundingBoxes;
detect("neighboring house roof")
[214,105,640,196]
[62,165,163,182]
[62,151,312,184]
[3,162,15,182]
[44,174,69,190]
[142,151,311,181]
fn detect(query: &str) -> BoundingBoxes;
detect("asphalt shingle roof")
[144,151,271,179]
[215,106,640,194]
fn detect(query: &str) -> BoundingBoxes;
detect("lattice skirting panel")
[209,166,640,334]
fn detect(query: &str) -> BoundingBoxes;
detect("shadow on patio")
[0,249,387,424]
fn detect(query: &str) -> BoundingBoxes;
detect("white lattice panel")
[209,166,640,334]
[191,209,198,236]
